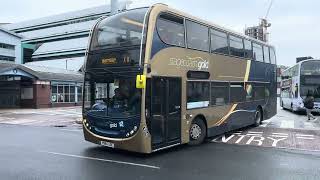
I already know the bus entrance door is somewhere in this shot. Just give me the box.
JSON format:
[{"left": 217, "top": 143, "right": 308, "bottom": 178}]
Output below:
[{"left": 150, "top": 77, "right": 181, "bottom": 150}]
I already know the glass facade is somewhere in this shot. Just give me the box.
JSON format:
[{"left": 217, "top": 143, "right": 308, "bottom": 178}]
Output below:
[{"left": 51, "top": 83, "right": 88, "bottom": 103}]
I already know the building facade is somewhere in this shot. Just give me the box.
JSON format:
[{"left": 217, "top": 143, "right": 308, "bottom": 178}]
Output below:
[
  {"left": 0, "top": 27, "right": 22, "bottom": 64},
  {"left": 0, "top": 5, "right": 112, "bottom": 108}
]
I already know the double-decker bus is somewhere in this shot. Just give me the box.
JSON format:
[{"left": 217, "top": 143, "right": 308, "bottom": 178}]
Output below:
[
  {"left": 82, "top": 4, "right": 277, "bottom": 153},
  {"left": 280, "top": 59, "right": 320, "bottom": 112}
]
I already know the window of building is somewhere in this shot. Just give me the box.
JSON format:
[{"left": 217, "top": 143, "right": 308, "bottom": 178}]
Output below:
[
  {"left": 270, "top": 47, "right": 276, "bottom": 64},
  {"left": 0, "top": 43, "right": 15, "bottom": 50},
  {"left": 253, "top": 43, "right": 264, "bottom": 62},
  {"left": 0, "top": 55, "right": 15, "bottom": 62},
  {"left": 186, "top": 20, "right": 209, "bottom": 51},
  {"left": 263, "top": 46, "right": 270, "bottom": 63},
  {"left": 229, "top": 35, "right": 244, "bottom": 57},
  {"left": 157, "top": 14, "right": 185, "bottom": 47},
  {"left": 51, "top": 84, "right": 78, "bottom": 103},
  {"left": 211, "top": 82, "right": 229, "bottom": 105},
  {"left": 244, "top": 39, "right": 253, "bottom": 59},
  {"left": 230, "top": 83, "right": 247, "bottom": 103},
  {"left": 187, "top": 81, "right": 210, "bottom": 109},
  {"left": 77, "top": 86, "right": 83, "bottom": 102},
  {"left": 210, "top": 29, "right": 229, "bottom": 55}
]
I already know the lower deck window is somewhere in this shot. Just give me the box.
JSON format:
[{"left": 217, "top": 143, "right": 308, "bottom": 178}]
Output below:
[
  {"left": 211, "top": 82, "right": 229, "bottom": 105},
  {"left": 187, "top": 81, "right": 270, "bottom": 109},
  {"left": 187, "top": 82, "right": 209, "bottom": 109}
]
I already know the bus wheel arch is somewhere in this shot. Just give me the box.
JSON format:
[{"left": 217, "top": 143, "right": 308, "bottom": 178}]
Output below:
[{"left": 188, "top": 115, "right": 207, "bottom": 145}]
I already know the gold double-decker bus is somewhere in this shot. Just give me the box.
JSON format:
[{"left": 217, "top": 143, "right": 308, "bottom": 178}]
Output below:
[{"left": 82, "top": 4, "right": 277, "bottom": 153}]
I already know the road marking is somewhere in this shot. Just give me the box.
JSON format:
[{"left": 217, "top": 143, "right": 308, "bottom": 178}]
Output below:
[
  {"left": 233, "top": 133, "right": 242, "bottom": 135},
  {"left": 296, "top": 137, "right": 315, "bottom": 140},
  {"left": 270, "top": 135, "right": 288, "bottom": 138},
  {"left": 248, "top": 131, "right": 263, "bottom": 134},
  {"left": 60, "top": 129, "right": 82, "bottom": 132},
  {"left": 39, "top": 151, "right": 160, "bottom": 169},
  {"left": 246, "top": 134, "right": 263, "bottom": 136},
  {"left": 280, "top": 120, "right": 294, "bottom": 128},
  {"left": 272, "top": 132, "right": 288, "bottom": 135},
  {"left": 296, "top": 134, "right": 314, "bottom": 137}
]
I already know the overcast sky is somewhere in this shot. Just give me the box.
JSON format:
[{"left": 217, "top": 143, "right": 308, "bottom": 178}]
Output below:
[{"left": 1, "top": 0, "right": 319, "bottom": 66}]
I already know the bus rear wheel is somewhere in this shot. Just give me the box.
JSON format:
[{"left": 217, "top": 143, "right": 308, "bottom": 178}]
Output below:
[
  {"left": 189, "top": 118, "right": 206, "bottom": 145},
  {"left": 254, "top": 108, "right": 262, "bottom": 127}
]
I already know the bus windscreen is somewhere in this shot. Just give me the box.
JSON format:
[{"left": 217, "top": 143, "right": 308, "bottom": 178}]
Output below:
[{"left": 91, "top": 8, "right": 148, "bottom": 50}]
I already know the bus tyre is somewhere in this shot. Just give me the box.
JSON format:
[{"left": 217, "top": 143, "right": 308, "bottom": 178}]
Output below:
[
  {"left": 189, "top": 118, "right": 206, "bottom": 146},
  {"left": 254, "top": 108, "right": 262, "bottom": 127}
]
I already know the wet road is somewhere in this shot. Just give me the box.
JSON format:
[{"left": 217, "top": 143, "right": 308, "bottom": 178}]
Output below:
[{"left": 0, "top": 124, "right": 319, "bottom": 180}]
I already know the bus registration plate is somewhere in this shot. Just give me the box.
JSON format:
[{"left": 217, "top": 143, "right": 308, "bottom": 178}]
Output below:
[{"left": 100, "top": 141, "right": 114, "bottom": 148}]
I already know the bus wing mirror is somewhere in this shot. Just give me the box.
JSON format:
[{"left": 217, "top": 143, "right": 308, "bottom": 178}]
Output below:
[{"left": 136, "top": 75, "right": 146, "bottom": 89}]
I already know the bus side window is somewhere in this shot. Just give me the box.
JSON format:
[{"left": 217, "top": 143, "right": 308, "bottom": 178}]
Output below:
[
  {"left": 187, "top": 81, "right": 210, "bottom": 109},
  {"left": 157, "top": 14, "right": 185, "bottom": 47},
  {"left": 210, "top": 29, "right": 229, "bottom": 55},
  {"left": 229, "top": 35, "right": 245, "bottom": 58},
  {"left": 253, "top": 84, "right": 265, "bottom": 100},
  {"left": 263, "top": 46, "right": 270, "bottom": 63},
  {"left": 269, "top": 47, "right": 276, "bottom": 64},
  {"left": 244, "top": 39, "right": 253, "bottom": 59},
  {"left": 186, "top": 20, "right": 209, "bottom": 52},
  {"left": 211, "top": 82, "right": 229, "bottom": 105},
  {"left": 252, "top": 43, "right": 264, "bottom": 62},
  {"left": 230, "top": 83, "right": 246, "bottom": 103}
]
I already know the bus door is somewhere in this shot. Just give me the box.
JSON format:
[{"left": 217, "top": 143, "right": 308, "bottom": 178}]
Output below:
[{"left": 149, "top": 77, "right": 181, "bottom": 149}]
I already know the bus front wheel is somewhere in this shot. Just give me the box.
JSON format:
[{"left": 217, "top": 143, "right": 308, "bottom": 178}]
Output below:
[
  {"left": 254, "top": 108, "right": 263, "bottom": 127},
  {"left": 189, "top": 118, "right": 206, "bottom": 145}
]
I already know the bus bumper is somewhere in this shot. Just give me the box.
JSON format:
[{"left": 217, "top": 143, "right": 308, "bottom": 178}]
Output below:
[{"left": 82, "top": 123, "right": 152, "bottom": 154}]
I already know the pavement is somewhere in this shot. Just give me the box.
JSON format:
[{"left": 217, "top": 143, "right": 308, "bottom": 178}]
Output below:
[
  {"left": 0, "top": 124, "right": 319, "bottom": 180},
  {"left": 0, "top": 106, "right": 82, "bottom": 128}
]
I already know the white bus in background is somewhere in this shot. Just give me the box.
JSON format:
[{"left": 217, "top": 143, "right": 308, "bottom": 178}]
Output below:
[{"left": 280, "top": 59, "right": 320, "bottom": 113}]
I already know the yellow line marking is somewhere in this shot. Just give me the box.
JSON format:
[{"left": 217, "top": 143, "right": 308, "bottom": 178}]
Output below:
[
  {"left": 244, "top": 60, "right": 251, "bottom": 82},
  {"left": 215, "top": 104, "right": 238, "bottom": 126}
]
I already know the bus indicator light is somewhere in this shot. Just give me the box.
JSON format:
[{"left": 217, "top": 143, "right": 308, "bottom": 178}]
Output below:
[{"left": 136, "top": 75, "right": 146, "bottom": 89}]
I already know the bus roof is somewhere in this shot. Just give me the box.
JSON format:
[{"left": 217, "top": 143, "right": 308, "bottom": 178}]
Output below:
[
  {"left": 282, "top": 59, "right": 320, "bottom": 73},
  {"left": 150, "top": 3, "right": 274, "bottom": 48}
]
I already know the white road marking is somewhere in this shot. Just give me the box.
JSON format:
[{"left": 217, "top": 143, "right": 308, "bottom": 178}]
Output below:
[
  {"left": 296, "top": 137, "right": 315, "bottom": 140},
  {"left": 280, "top": 120, "right": 294, "bottom": 128},
  {"left": 246, "top": 134, "right": 263, "bottom": 136},
  {"left": 60, "top": 129, "right": 82, "bottom": 132},
  {"left": 270, "top": 135, "right": 288, "bottom": 138},
  {"left": 272, "top": 132, "right": 288, "bottom": 135},
  {"left": 296, "top": 134, "right": 314, "bottom": 137},
  {"left": 39, "top": 151, "right": 160, "bottom": 169},
  {"left": 248, "top": 131, "right": 263, "bottom": 134}
]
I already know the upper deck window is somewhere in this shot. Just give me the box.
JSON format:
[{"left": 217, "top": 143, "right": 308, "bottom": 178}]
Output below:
[
  {"left": 92, "top": 8, "right": 148, "bottom": 50},
  {"left": 229, "top": 35, "right": 244, "bottom": 57},
  {"left": 244, "top": 39, "right": 253, "bottom": 59},
  {"left": 263, "top": 46, "right": 270, "bottom": 63},
  {"left": 253, "top": 43, "right": 264, "bottom": 62},
  {"left": 186, "top": 20, "right": 209, "bottom": 51},
  {"left": 157, "top": 14, "right": 185, "bottom": 47},
  {"left": 270, "top": 47, "right": 276, "bottom": 64},
  {"left": 301, "top": 60, "right": 320, "bottom": 75},
  {"left": 210, "top": 29, "right": 229, "bottom": 55}
]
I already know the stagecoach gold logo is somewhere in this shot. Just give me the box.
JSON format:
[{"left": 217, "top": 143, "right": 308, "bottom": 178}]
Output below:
[
  {"left": 168, "top": 56, "right": 209, "bottom": 70},
  {"left": 101, "top": 57, "right": 117, "bottom": 64}
]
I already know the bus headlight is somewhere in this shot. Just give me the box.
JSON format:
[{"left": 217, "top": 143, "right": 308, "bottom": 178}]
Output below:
[{"left": 299, "top": 103, "right": 304, "bottom": 108}]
